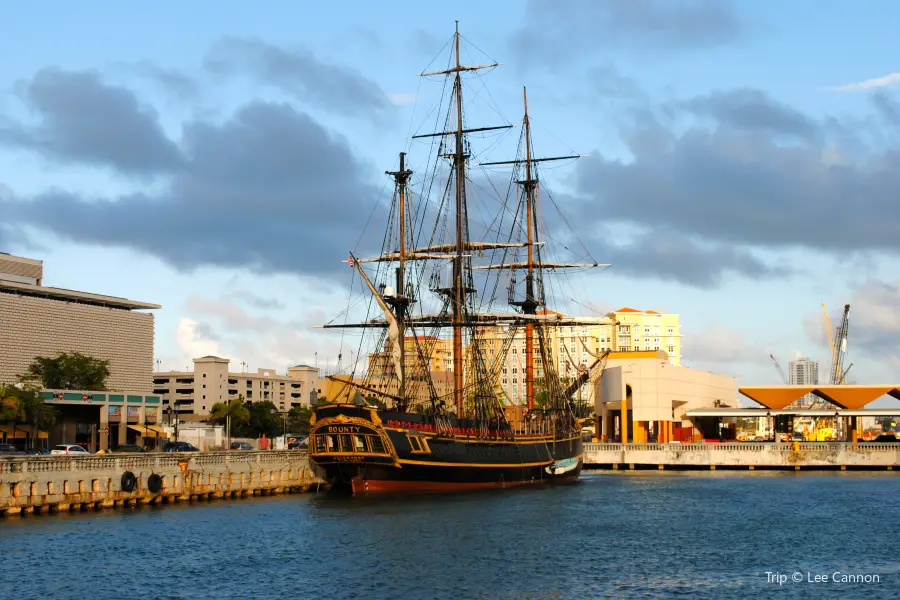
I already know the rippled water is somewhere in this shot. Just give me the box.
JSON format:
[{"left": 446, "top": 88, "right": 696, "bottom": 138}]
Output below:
[{"left": 1, "top": 471, "right": 898, "bottom": 599}]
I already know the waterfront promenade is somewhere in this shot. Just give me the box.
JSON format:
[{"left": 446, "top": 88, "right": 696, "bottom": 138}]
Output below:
[
  {"left": 584, "top": 442, "right": 900, "bottom": 470},
  {"left": 0, "top": 450, "right": 323, "bottom": 517}
]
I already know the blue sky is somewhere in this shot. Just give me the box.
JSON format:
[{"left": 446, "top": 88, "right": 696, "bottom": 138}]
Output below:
[{"left": 2, "top": 0, "right": 900, "bottom": 405}]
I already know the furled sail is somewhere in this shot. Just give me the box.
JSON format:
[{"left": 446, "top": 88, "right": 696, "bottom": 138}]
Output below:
[{"left": 348, "top": 254, "right": 404, "bottom": 390}]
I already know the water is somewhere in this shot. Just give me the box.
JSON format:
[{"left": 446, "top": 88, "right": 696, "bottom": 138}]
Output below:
[{"left": 1, "top": 471, "right": 898, "bottom": 599}]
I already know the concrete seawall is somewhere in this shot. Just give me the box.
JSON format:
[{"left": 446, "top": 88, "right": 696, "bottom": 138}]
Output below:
[
  {"left": 0, "top": 451, "right": 324, "bottom": 517},
  {"left": 584, "top": 442, "right": 900, "bottom": 470}
]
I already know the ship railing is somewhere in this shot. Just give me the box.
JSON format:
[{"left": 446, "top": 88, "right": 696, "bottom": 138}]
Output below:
[{"left": 584, "top": 442, "right": 900, "bottom": 452}]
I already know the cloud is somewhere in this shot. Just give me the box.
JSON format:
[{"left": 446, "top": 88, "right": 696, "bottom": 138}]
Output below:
[
  {"left": 587, "top": 65, "right": 642, "bottom": 98},
  {"left": 131, "top": 61, "right": 199, "bottom": 101},
  {"left": 175, "top": 317, "right": 232, "bottom": 362},
  {"left": 569, "top": 95, "right": 900, "bottom": 276},
  {"left": 180, "top": 294, "right": 340, "bottom": 371},
  {"left": 387, "top": 93, "right": 419, "bottom": 105},
  {"left": 681, "top": 322, "right": 765, "bottom": 366},
  {"left": 511, "top": 0, "right": 745, "bottom": 69},
  {"left": 871, "top": 92, "right": 900, "bottom": 127},
  {"left": 591, "top": 229, "right": 789, "bottom": 287},
  {"left": 1, "top": 100, "right": 379, "bottom": 277},
  {"left": 828, "top": 73, "right": 900, "bottom": 92},
  {"left": 204, "top": 36, "right": 392, "bottom": 116},
  {"left": 0, "top": 68, "right": 184, "bottom": 175},
  {"left": 680, "top": 88, "right": 819, "bottom": 141},
  {"left": 231, "top": 290, "right": 285, "bottom": 310}
]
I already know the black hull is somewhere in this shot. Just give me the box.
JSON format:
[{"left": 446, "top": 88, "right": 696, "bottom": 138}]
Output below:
[{"left": 309, "top": 404, "right": 583, "bottom": 495}]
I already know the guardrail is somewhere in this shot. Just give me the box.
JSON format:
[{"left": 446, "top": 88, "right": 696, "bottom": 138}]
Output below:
[
  {"left": 583, "top": 442, "right": 900, "bottom": 470},
  {"left": 0, "top": 450, "right": 324, "bottom": 517}
]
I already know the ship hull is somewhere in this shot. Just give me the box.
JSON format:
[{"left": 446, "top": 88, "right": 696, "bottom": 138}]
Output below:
[{"left": 309, "top": 404, "right": 583, "bottom": 495}]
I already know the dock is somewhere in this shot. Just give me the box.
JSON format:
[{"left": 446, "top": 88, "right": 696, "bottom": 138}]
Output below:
[
  {"left": 0, "top": 451, "right": 324, "bottom": 517},
  {"left": 584, "top": 442, "right": 900, "bottom": 470}
]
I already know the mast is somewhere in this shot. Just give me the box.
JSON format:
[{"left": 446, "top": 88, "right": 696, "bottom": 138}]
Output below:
[
  {"left": 452, "top": 21, "right": 466, "bottom": 414},
  {"left": 522, "top": 87, "right": 537, "bottom": 410},
  {"left": 386, "top": 152, "right": 413, "bottom": 402}
]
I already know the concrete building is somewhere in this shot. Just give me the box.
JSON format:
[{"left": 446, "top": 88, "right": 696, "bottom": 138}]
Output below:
[
  {"left": 0, "top": 253, "right": 160, "bottom": 392},
  {"left": 788, "top": 355, "right": 819, "bottom": 408},
  {"left": 596, "top": 351, "right": 737, "bottom": 443},
  {"left": 153, "top": 357, "right": 319, "bottom": 418}
]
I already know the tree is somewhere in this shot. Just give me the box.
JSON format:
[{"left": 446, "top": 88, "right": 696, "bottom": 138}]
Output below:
[
  {"left": 209, "top": 397, "right": 251, "bottom": 427},
  {"left": 287, "top": 406, "right": 312, "bottom": 436},
  {"left": 21, "top": 352, "right": 110, "bottom": 390},
  {"left": 0, "top": 384, "right": 58, "bottom": 448},
  {"left": 209, "top": 395, "right": 250, "bottom": 444},
  {"left": 245, "top": 401, "right": 282, "bottom": 438}
]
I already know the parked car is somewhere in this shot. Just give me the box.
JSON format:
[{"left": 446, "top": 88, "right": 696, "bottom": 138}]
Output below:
[
  {"left": 163, "top": 441, "right": 199, "bottom": 452},
  {"left": 873, "top": 433, "right": 898, "bottom": 443},
  {"left": 230, "top": 441, "right": 253, "bottom": 450},
  {"left": 111, "top": 444, "right": 146, "bottom": 453},
  {"left": 287, "top": 436, "right": 308, "bottom": 450},
  {"left": 0, "top": 443, "right": 24, "bottom": 455},
  {"left": 23, "top": 448, "right": 50, "bottom": 455},
  {"left": 50, "top": 444, "right": 89, "bottom": 455}
]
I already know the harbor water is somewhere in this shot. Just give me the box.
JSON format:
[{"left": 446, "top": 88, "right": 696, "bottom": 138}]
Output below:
[{"left": 1, "top": 471, "right": 897, "bottom": 599}]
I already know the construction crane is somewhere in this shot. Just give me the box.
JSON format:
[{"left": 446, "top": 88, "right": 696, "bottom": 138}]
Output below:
[
  {"left": 829, "top": 304, "right": 851, "bottom": 385},
  {"left": 769, "top": 353, "right": 788, "bottom": 384}
]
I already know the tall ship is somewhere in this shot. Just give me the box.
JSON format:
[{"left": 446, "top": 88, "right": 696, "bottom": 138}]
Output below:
[{"left": 309, "top": 24, "right": 609, "bottom": 494}]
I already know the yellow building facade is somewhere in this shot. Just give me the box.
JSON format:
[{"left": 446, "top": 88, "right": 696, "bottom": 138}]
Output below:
[{"left": 472, "top": 307, "right": 681, "bottom": 406}]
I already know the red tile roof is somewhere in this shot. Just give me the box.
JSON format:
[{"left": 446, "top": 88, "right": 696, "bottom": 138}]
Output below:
[{"left": 615, "top": 307, "right": 641, "bottom": 313}]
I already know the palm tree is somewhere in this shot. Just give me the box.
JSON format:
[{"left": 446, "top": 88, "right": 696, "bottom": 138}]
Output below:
[{"left": 210, "top": 395, "right": 250, "bottom": 448}]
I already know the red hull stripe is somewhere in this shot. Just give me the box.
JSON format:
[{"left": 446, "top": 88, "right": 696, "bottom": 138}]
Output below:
[{"left": 351, "top": 474, "right": 580, "bottom": 494}]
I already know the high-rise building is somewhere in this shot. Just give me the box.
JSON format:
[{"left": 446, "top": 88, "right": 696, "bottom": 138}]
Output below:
[
  {"left": 788, "top": 355, "right": 819, "bottom": 407},
  {"left": 0, "top": 252, "right": 160, "bottom": 392}
]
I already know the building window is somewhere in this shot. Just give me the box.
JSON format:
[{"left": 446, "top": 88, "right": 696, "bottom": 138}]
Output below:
[
  {"left": 512, "top": 378, "right": 517, "bottom": 384},
  {"left": 668, "top": 346, "right": 675, "bottom": 353},
  {"left": 202, "top": 395, "right": 206, "bottom": 399},
  {"left": 203, "top": 374, "right": 206, "bottom": 378},
  {"left": 202, "top": 384, "right": 206, "bottom": 389}
]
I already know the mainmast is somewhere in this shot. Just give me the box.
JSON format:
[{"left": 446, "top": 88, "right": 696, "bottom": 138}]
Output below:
[
  {"left": 522, "top": 87, "right": 537, "bottom": 410},
  {"left": 417, "top": 21, "right": 501, "bottom": 414},
  {"left": 452, "top": 23, "right": 466, "bottom": 414}
]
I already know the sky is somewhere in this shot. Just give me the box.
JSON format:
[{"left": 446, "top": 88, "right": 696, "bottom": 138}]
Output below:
[{"left": 2, "top": 0, "right": 900, "bottom": 406}]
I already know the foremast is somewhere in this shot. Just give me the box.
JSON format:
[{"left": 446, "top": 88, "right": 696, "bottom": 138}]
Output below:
[{"left": 384, "top": 152, "right": 413, "bottom": 404}]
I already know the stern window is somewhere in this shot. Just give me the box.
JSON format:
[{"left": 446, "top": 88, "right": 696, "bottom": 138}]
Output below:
[{"left": 369, "top": 436, "right": 386, "bottom": 453}]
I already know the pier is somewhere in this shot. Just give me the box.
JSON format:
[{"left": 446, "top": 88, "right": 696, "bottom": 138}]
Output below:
[
  {"left": 584, "top": 442, "right": 900, "bottom": 470},
  {"left": 0, "top": 451, "right": 323, "bottom": 517}
]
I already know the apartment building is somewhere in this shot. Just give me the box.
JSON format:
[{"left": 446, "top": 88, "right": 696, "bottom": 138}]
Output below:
[
  {"left": 476, "top": 307, "right": 681, "bottom": 405},
  {"left": 0, "top": 252, "right": 159, "bottom": 392},
  {"left": 153, "top": 356, "right": 319, "bottom": 418}
]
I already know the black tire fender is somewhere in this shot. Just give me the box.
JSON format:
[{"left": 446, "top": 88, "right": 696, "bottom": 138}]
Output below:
[
  {"left": 147, "top": 473, "right": 163, "bottom": 494},
  {"left": 121, "top": 471, "right": 137, "bottom": 492}
]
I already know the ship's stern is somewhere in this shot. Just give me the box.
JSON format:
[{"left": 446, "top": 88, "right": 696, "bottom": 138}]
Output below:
[{"left": 308, "top": 404, "right": 398, "bottom": 492}]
